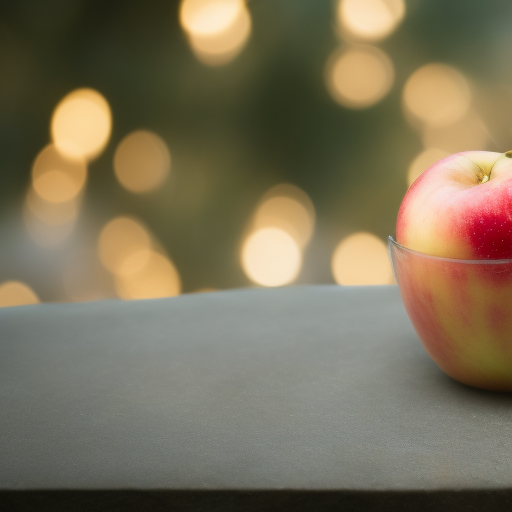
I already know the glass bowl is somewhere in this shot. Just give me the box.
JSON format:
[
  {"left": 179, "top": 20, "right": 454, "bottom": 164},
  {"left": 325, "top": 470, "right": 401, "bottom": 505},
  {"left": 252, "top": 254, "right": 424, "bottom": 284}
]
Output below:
[{"left": 388, "top": 236, "right": 512, "bottom": 392}]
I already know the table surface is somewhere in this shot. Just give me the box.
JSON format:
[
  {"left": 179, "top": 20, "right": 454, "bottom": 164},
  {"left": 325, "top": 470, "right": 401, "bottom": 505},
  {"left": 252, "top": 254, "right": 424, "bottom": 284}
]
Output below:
[{"left": 1, "top": 285, "right": 512, "bottom": 510}]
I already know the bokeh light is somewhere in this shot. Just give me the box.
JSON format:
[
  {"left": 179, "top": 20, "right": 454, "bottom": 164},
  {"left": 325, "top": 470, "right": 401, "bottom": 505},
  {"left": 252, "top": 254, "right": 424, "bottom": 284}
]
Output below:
[
  {"left": 331, "top": 232, "right": 393, "bottom": 285},
  {"left": 421, "top": 111, "right": 490, "bottom": 154},
  {"left": 114, "top": 249, "right": 181, "bottom": 300},
  {"left": 407, "top": 148, "right": 450, "bottom": 186},
  {"left": 241, "top": 227, "right": 302, "bottom": 287},
  {"left": 51, "top": 88, "right": 112, "bottom": 160},
  {"left": 325, "top": 46, "right": 394, "bottom": 109},
  {"left": 402, "top": 63, "right": 471, "bottom": 127},
  {"left": 0, "top": 281, "right": 40, "bottom": 307},
  {"left": 252, "top": 184, "right": 315, "bottom": 248},
  {"left": 1, "top": 0, "right": 510, "bottom": 305},
  {"left": 180, "top": 0, "right": 243, "bottom": 36},
  {"left": 97, "top": 216, "right": 153, "bottom": 274},
  {"left": 31, "top": 144, "right": 87, "bottom": 203},
  {"left": 113, "top": 130, "right": 171, "bottom": 193},
  {"left": 337, "top": 0, "right": 406, "bottom": 41},
  {"left": 180, "top": 0, "right": 252, "bottom": 66}
]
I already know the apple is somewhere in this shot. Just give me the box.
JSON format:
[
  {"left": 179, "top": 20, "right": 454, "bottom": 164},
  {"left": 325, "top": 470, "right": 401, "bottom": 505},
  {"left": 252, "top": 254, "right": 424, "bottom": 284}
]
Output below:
[
  {"left": 392, "top": 150, "right": 512, "bottom": 391},
  {"left": 397, "top": 150, "right": 512, "bottom": 259}
]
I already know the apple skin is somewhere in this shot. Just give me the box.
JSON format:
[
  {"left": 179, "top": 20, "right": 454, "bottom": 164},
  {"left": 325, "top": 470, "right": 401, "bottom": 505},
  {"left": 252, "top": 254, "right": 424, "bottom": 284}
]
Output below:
[
  {"left": 393, "top": 150, "right": 512, "bottom": 391},
  {"left": 397, "top": 151, "right": 512, "bottom": 259},
  {"left": 391, "top": 239, "right": 512, "bottom": 391}
]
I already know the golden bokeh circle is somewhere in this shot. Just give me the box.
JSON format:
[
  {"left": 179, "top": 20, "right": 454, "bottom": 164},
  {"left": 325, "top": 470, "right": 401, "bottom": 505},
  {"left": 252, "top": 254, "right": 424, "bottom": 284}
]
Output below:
[
  {"left": 180, "top": 0, "right": 243, "bottom": 36},
  {"left": 241, "top": 227, "right": 302, "bottom": 287},
  {"left": 0, "top": 281, "right": 40, "bottom": 307},
  {"left": 97, "top": 216, "right": 153, "bottom": 274},
  {"left": 337, "top": 0, "right": 406, "bottom": 41},
  {"left": 402, "top": 63, "right": 471, "bottom": 127},
  {"left": 252, "top": 184, "right": 315, "bottom": 248},
  {"left": 326, "top": 46, "right": 394, "bottom": 109},
  {"left": 51, "top": 88, "right": 112, "bottom": 160},
  {"left": 114, "top": 130, "right": 171, "bottom": 193},
  {"left": 31, "top": 145, "right": 87, "bottom": 203},
  {"left": 114, "top": 250, "right": 181, "bottom": 300},
  {"left": 332, "top": 232, "right": 393, "bottom": 285}
]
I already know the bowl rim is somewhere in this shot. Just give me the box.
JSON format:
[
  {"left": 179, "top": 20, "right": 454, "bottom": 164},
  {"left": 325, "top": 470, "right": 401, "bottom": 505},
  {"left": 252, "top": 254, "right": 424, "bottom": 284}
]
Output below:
[{"left": 388, "top": 236, "right": 512, "bottom": 265}]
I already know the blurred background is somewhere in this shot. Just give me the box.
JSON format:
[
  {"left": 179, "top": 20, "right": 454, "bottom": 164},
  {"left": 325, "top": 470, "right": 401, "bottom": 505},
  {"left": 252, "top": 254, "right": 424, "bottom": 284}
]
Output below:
[{"left": 1, "top": 0, "right": 511, "bottom": 306}]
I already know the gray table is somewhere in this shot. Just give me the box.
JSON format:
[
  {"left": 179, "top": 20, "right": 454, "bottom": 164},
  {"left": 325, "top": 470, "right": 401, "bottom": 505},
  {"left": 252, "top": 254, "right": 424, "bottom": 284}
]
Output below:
[{"left": 1, "top": 285, "right": 512, "bottom": 511}]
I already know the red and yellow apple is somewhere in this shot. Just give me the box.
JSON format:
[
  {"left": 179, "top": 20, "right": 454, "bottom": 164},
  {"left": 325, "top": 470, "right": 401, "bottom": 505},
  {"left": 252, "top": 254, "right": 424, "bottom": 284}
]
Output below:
[{"left": 392, "top": 150, "right": 512, "bottom": 391}]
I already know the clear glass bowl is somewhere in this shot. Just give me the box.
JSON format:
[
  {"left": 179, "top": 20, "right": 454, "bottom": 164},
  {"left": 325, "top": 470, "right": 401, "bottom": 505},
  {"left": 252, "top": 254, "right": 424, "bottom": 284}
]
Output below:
[{"left": 388, "top": 236, "right": 512, "bottom": 391}]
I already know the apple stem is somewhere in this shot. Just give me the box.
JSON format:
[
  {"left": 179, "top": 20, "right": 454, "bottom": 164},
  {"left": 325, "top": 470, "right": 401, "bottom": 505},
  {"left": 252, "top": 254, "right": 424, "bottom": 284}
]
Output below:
[{"left": 506, "top": 150, "right": 512, "bottom": 158}]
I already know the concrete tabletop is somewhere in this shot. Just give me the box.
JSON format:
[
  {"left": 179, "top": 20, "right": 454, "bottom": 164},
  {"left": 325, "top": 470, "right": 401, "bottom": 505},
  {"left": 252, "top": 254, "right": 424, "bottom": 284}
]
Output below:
[{"left": 1, "top": 285, "right": 512, "bottom": 511}]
